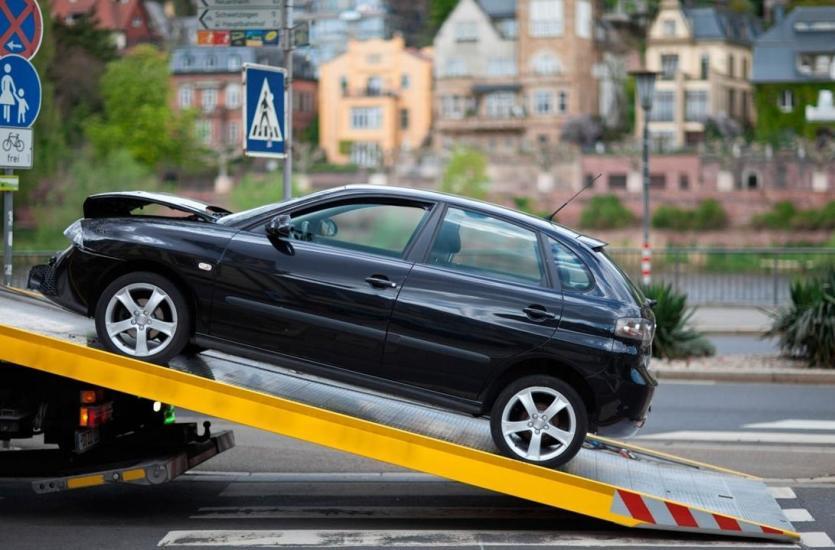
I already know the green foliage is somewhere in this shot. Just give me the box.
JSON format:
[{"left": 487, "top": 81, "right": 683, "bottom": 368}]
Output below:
[
  {"left": 512, "top": 196, "right": 551, "bottom": 219},
  {"left": 768, "top": 270, "right": 835, "bottom": 368},
  {"left": 429, "top": 0, "right": 459, "bottom": 31},
  {"left": 652, "top": 199, "right": 728, "bottom": 231},
  {"left": 85, "top": 45, "right": 203, "bottom": 169},
  {"left": 642, "top": 283, "right": 715, "bottom": 360},
  {"left": 230, "top": 173, "right": 303, "bottom": 212},
  {"left": 441, "top": 147, "right": 490, "bottom": 200},
  {"left": 754, "top": 83, "right": 833, "bottom": 144},
  {"left": 579, "top": 195, "right": 635, "bottom": 230},
  {"left": 752, "top": 201, "right": 835, "bottom": 230},
  {"left": 299, "top": 113, "right": 320, "bottom": 144},
  {"left": 23, "top": 150, "right": 162, "bottom": 250}
]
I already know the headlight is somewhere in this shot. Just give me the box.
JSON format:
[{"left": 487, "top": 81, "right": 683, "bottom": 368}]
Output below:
[
  {"left": 615, "top": 317, "right": 654, "bottom": 346},
  {"left": 64, "top": 219, "right": 84, "bottom": 247}
]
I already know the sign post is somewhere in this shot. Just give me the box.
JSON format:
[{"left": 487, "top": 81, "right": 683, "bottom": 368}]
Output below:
[
  {"left": 281, "top": 0, "right": 293, "bottom": 200},
  {"left": 0, "top": 0, "right": 43, "bottom": 286}
]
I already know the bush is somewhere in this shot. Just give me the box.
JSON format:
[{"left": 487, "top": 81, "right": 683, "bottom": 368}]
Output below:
[
  {"left": 752, "top": 201, "right": 835, "bottom": 231},
  {"left": 751, "top": 201, "right": 797, "bottom": 229},
  {"left": 652, "top": 199, "right": 727, "bottom": 231},
  {"left": 441, "top": 147, "right": 490, "bottom": 200},
  {"left": 768, "top": 270, "right": 835, "bottom": 368},
  {"left": 641, "top": 283, "right": 715, "bottom": 359},
  {"left": 579, "top": 195, "right": 634, "bottom": 230},
  {"left": 230, "top": 173, "right": 304, "bottom": 212}
]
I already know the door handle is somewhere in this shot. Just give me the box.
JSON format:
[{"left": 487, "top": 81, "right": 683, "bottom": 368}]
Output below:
[
  {"left": 365, "top": 276, "right": 397, "bottom": 289},
  {"left": 523, "top": 306, "right": 556, "bottom": 321}
]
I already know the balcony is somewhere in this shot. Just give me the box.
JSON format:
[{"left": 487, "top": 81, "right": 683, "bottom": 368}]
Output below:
[
  {"left": 437, "top": 109, "right": 527, "bottom": 133},
  {"left": 341, "top": 87, "right": 399, "bottom": 98}
]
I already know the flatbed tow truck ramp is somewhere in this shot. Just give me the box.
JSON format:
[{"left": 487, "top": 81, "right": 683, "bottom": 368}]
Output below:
[{"left": 0, "top": 287, "right": 799, "bottom": 543}]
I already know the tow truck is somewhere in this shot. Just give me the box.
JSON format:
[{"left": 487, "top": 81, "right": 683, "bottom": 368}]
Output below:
[{"left": 0, "top": 284, "right": 799, "bottom": 542}]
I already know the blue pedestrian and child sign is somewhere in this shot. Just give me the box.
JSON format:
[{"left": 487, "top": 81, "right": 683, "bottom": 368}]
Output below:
[
  {"left": 243, "top": 63, "right": 286, "bottom": 159},
  {"left": 0, "top": 53, "right": 39, "bottom": 127}
]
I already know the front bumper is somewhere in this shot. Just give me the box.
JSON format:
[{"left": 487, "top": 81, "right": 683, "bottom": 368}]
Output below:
[{"left": 27, "top": 248, "right": 88, "bottom": 315}]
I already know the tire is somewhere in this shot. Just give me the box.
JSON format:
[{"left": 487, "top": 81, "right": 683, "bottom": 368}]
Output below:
[
  {"left": 95, "top": 272, "right": 192, "bottom": 365},
  {"left": 490, "top": 375, "right": 588, "bottom": 468}
]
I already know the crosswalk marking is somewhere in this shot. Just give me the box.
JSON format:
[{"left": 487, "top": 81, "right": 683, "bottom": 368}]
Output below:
[
  {"left": 157, "top": 530, "right": 798, "bottom": 548},
  {"left": 782, "top": 508, "right": 814, "bottom": 522},
  {"left": 800, "top": 532, "right": 835, "bottom": 548},
  {"left": 744, "top": 420, "right": 835, "bottom": 431},
  {"left": 638, "top": 431, "right": 835, "bottom": 444},
  {"left": 768, "top": 487, "right": 796, "bottom": 499}
]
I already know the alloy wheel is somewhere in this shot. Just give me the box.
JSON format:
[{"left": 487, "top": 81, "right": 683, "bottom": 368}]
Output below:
[
  {"left": 104, "top": 283, "right": 178, "bottom": 357},
  {"left": 500, "top": 386, "right": 577, "bottom": 462}
]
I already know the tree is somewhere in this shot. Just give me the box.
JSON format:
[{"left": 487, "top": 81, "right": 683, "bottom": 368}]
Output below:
[
  {"left": 85, "top": 45, "right": 202, "bottom": 169},
  {"left": 440, "top": 147, "right": 489, "bottom": 199},
  {"left": 430, "top": 0, "right": 458, "bottom": 33}
]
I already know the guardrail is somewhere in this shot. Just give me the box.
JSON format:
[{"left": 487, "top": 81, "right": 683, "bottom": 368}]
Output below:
[{"left": 8, "top": 247, "right": 835, "bottom": 307}]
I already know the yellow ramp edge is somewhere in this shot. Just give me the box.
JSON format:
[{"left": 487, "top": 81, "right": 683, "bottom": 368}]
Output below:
[{"left": 0, "top": 323, "right": 799, "bottom": 541}]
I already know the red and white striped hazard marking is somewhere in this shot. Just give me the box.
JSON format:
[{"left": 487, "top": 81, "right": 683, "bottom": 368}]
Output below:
[{"left": 610, "top": 489, "right": 791, "bottom": 539}]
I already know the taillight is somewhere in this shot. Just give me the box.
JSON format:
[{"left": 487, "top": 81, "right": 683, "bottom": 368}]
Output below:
[
  {"left": 79, "top": 403, "right": 113, "bottom": 428},
  {"left": 615, "top": 317, "right": 655, "bottom": 346},
  {"left": 80, "top": 389, "right": 103, "bottom": 404}
]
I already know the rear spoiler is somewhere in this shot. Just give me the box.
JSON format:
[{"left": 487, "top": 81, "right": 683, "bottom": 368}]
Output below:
[
  {"left": 578, "top": 235, "right": 607, "bottom": 252},
  {"left": 83, "top": 191, "right": 231, "bottom": 222}
]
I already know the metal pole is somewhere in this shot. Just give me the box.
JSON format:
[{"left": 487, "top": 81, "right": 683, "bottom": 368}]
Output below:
[
  {"left": 641, "top": 108, "right": 651, "bottom": 286},
  {"left": 2, "top": 168, "right": 13, "bottom": 287},
  {"left": 282, "top": 0, "right": 294, "bottom": 201}
]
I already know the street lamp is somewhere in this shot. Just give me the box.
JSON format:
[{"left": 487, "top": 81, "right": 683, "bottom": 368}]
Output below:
[{"left": 630, "top": 69, "right": 658, "bottom": 286}]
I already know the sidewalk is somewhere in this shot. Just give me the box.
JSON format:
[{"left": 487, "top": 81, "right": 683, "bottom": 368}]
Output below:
[{"left": 690, "top": 306, "right": 774, "bottom": 335}]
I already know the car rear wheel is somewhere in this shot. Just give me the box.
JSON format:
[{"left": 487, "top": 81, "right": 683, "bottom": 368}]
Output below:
[
  {"left": 490, "top": 375, "right": 587, "bottom": 468},
  {"left": 95, "top": 272, "right": 191, "bottom": 365}
]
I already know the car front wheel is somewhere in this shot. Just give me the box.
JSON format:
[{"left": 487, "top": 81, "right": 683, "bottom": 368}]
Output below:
[
  {"left": 95, "top": 272, "right": 191, "bottom": 365},
  {"left": 490, "top": 375, "right": 587, "bottom": 468}
]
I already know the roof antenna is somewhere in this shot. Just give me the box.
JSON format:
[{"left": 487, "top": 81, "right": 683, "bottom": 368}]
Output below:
[{"left": 546, "top": 173, "right": 602, "bottom": 222}]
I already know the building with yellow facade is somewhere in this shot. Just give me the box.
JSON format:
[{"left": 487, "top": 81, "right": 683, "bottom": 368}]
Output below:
[{"left": 319, "top": 36, "right": 433, "bottom": 167}]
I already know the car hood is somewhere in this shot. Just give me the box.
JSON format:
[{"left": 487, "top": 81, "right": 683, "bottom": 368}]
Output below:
[{"left": 83, "top": 191, "right": 232, "bottom": 222}]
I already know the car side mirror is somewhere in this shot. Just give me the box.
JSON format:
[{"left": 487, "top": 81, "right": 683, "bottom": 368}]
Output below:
[{"left": 266, "top": 214, "right": 293, "bottom": 239}]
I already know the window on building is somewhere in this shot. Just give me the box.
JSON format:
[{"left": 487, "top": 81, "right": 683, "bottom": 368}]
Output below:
[
  {"left": 660, "top": 54, "right": 679, "bottom": 80},
  {"left": 575, "top": 0, "right": 591, "bottom": 39},
  {"left": 455, "top": 20, "right": 478, "bottom": 42},
  {"left": 206, "top": 55, "right": 217, "bottom": 70},
  {"left": 401, "top": 73, "right": 410, "bottom": 90},
  {"left": 497, "top": 18, "right": 517, "bottom": 38},
  {"left": 443, "top": 58, "right": 468, "bottom": 77},
  {"left": 350, "top": 142, "right": 382, "bottom": 167},
  {"left": 778, "top": 89, "right": 794, "bottom": 112},
  {"left": 700, "top": 53, "right": 710, "bottom": 80},
  {"left": 351, "top": 107, "right": 383, "bottom": 129},
  {"left": 531, "top": 50, "right": 562, "bottom": 75},
  {"left": 529, "top": 0, "right": 564, "bottom": 37},
  {"left": 340, "top": 76, "right": 348, "bottom": 95},
  {"left": 225, "top": 83, "right": 241, "bottom": 109},
  {"left": 441, "top": 95, "right": 474, "bottom": 119},
  {"left": 202, "top": 88, "right": 217, "bottom": 112},
  {"left": 649, "top": 91, "right": 674, "bottom": 122},
  {"left": 727, "top": 88, "right": 736, "bottom": 117},
  {"left": 746, "top": 172, "right": 760, "bottom": 190},
  {"left": 649, "top": 174, "right": 666, "bottom": 189},
  {"left": 196, "top": 119, "right": 212, "bottom": 145},
  {"left": 532, "top": 90, "right": 554, "bottom": 115},
  {"left": 650, "top": 132, "right": 675, "bottom": 152},
  {"left": 366, "top": 53, "right": 382, "bottom": 64},
  {"left": 608, "top": 174, "right": 627, "bottom": 190},
  {"left": 487, "top": 58, "right": 516, "bottom": 76},
  {"left": 662, "top": 19, "right": 676, "bottom": 37},
  {"left": 679, "top": 173, "right": 689, "bottom": 190},
  {"left": 227, "top": 121, "right": 239, "bottom": 146},
  {"left": 366, "top": 76, "right": 383, "bottom": 96},
  {"left": 741, "top": 57, "right": 749, "bottom": 79},
  {"left": 400, "top": 108, "right": 409, "bottom": 130},
  {"left": 131, "top": 17, "right": 142, "bottom": 28},
  {"left": 228, "top": 55, "right": 241, "bottom": 71},
  {"left": 727, "top": 53, "right": 734, "bottom": 78},
  {"left": 684, "top": 90, "right": 708, "bottom": 122},
  {"left": 558, "top": 90, "right": 568, "bottom": 113},
  {"left": 485, "top": 92, "right": 516, "bottom": 118},
  {"left": 178, "top": 85, "right": 193, "bottom": 108}
]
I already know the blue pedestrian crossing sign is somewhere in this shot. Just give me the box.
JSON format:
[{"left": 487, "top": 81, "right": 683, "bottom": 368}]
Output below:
[
  {"left": 243, "top": 63, "right": 286, "bottom": 159},
  {"left": 0, "top": 54, "right": 40, "bottom": 128}
]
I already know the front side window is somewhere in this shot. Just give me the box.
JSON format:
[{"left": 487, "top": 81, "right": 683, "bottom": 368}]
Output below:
[
  {"left": 549, "top": 238, "right": 592, "bottom": 291},
  {"left": 289, "top": 202, "right": 430, "bottom": 258},
  {"left": 429, "top": 208, "right": 545, "bottom": 285}
]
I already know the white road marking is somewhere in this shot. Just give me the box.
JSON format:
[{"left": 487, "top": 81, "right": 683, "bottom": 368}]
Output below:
[
  {"left": 191, "top": 506, "right": 561, "bottom": 520},
  {"left": 743, "top": 420, "right": 835, "bottom": 431},
  {"left": 638, "top": 431, "right": 835, "bottom": 445},
  {"left": 157, "top": 530, "right": 797, "bottom": 547},
  {"left": 768, "top": 487, "right": 797, "bottom": 499},
  {"left": 782, "top": 508, "right": 815, "bottom": 522},
  {"left": 800, "top": 532, "right": 835, "bottom": 548}
]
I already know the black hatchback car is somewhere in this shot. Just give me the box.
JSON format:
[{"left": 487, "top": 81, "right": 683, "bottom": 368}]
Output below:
[{"left": 30, "top": 185, "right": 656, "bottom": 467}]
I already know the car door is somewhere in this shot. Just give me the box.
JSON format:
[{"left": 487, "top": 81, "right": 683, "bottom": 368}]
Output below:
[
  {"left": 381, "top": 206, "right": 564, "bottom": 402},
  {"left": 210, "top": 196, "right": 434, "bottom": 377}
]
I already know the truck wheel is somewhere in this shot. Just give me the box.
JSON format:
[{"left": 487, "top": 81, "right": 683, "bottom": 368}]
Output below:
[
  {"left": 490, "top": 375, "right": 587, "bottom": 468},
  {"left": 95, "top": 272, "right": 192, "bottom": 365}
]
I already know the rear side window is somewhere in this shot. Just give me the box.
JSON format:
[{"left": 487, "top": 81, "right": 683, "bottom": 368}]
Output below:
[
  {"left": 290, "top": 202, "right": 429, "bottom": 258},
  {"left": 549, "top": 238, "right": 593, "bottom": 291},
  {"left": 428, "top": 207, "right": 545, "bottom": 285}
]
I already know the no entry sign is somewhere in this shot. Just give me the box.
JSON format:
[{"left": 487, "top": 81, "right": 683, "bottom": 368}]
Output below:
[{"left": 0, "top": 0, "right": 43, "bottom": 59}]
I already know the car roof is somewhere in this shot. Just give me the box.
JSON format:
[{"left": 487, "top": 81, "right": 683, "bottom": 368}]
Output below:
[{"left": 334, "top": 185, "right": 589, "bottom": 244}]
